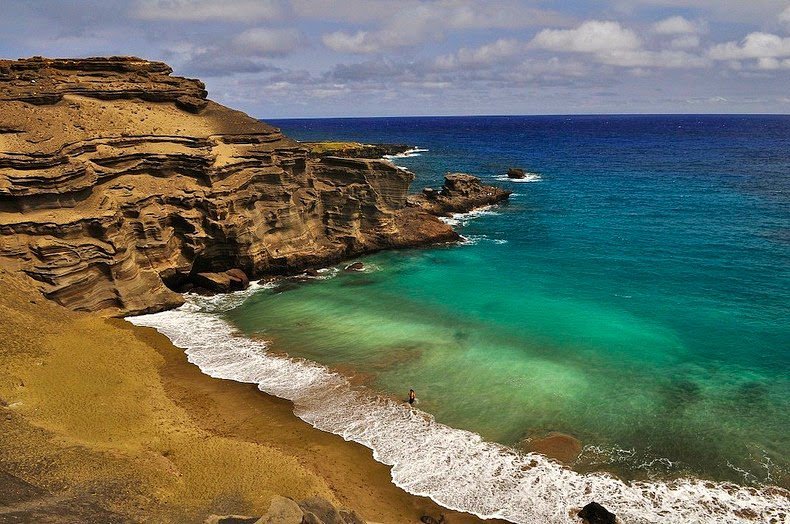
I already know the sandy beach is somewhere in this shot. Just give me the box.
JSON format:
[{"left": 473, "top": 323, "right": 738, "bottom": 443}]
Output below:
[{"left": 0, "top": 270, "right": 500, "bottom": 523}]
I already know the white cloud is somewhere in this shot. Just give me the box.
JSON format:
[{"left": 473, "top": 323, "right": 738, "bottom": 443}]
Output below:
[
  {"left": 435, "top": 38, "right": 525, "bottom": 69},
  {"left": 780, "top": 6, "right": 790, "bottom": 29},
  {"left": 322, "top": 31, "right": 381, "bottom": 54},
  {"left": 598, "top": 49, "right": 709, "bottom": 68},
  {"left": 756, "top": 57, "right": 790, "bottom": 69},
  {"left": 233, "top": 27, "right": 303, "bottom": 56},
  {"left": 669, "top": 35, "right": 701, "bottom": 49},
  {"left": 134, "top": 0, "right": 283, "bottom": 22},
  {"left": 319, "top": 0, "right": 573, "bottom": 54},
  {"left": 652, "top": 16, "right": 699, "bottom": 35},
  {"left": 531, "top": 21, "right": 642, "bottom": 54},
  {"left": 709, "top": 32, "right": 790, "bottom": 60},
  {"left": 529, "top": 19, "right": 709, "bottom": 69}
]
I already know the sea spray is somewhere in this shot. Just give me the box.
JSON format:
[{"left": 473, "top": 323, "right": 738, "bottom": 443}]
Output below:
[{"left": 128, "top": 294, "right": 788, "bottom": 524}]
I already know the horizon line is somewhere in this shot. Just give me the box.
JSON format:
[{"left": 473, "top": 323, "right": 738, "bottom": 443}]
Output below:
[{"left": 263, "top": 112, "right": 790, "bottom": 120}]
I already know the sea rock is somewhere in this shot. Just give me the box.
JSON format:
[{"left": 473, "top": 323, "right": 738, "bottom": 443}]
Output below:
[
  {"left": 507, "top": 167, "right": 525, "bottom": 179},
  {"left": 192, "top": 272, "right": 234, "bottom": 293},
  {"left": 578, "top": 502, "right": 617, "bottom": 524},
  {"left": 226, "top": 268, "right": 250, "bottom": 289},
  {"left": 0, "top": 56, "right": 461, "bottom": 315},
  {"left": 410, "top": 173, "right": 511, "bottom": 217},
  {"left": 303, "top": 268, "right": 320, "bottom": 277},
  {"left": 422, "top": 187, "right": 438, "bottom": 199},
  {"left": 344, "top": 262, "right": 364, "bottom": 271},
  {"left": 255, "top": 495, "right": 304, "bottom": 524}
]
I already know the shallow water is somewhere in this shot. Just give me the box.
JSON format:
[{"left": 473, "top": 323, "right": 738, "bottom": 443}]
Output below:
[
  {"left": 131, "top": 115, "right": 789, "bottom": 522},
  {"left": 256, "top": 115, "right": 790, "bottom": 485}
]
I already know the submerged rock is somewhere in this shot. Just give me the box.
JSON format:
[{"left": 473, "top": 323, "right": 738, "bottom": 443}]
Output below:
[
  {"left": 523, "top": 431, "right": 582, "bottom": 464},
  {"left": 344, "top": 262, "right": 365, "bottom": 271},
  {"left": 578, "top": 502, "right": 617, "bottom": 524}
]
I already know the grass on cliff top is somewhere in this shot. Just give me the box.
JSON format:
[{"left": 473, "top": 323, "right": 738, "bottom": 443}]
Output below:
[{"left": 304, "top": 141, "right": 367, "bottom": 154}]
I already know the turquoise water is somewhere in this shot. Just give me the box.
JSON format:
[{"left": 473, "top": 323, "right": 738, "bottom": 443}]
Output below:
[{"left": 229, "top": 116, "right": 789, "bottom": 488}]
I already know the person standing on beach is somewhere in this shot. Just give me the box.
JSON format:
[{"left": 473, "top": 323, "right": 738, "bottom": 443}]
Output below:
[{"left": 408, "top": 389, "right": 416, "bottom": 405}]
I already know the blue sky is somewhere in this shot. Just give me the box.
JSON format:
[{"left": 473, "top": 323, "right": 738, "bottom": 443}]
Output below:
[{"left": 1, "top": 0, "right": 789, "bottom": 117}]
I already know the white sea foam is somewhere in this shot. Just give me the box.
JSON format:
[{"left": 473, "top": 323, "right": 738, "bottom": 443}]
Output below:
[
  {"left": 495, "top": 172, "right": 543, "bottom": 183},
  {"left": 384, "top": 147, "right": 429, "bottom": 159},
  {"left": 439, "top": 205, "right": 501, "bottom": 227},
  {"left": 128, "top": 295, "right": 789, "bottom": 524},
  {"left": 459, "top": 234, "right": 508, "bottom": 246}
]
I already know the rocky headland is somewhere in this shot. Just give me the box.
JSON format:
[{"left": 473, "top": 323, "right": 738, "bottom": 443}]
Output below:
[
  {"left": 304, "top": 141, "right": 413, "bottom": 159},
  {"left": 0, "top": 56, "right": 508, "bottom": 316},
  {"left": 0, "top": 56, "right": 513, "bottom": 523}
]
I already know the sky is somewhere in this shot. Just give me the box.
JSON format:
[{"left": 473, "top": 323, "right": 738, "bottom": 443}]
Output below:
[{"left": 1, "top": 0, "right": 789, "bottom": 118}]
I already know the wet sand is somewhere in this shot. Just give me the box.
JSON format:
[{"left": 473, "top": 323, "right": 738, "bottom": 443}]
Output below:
[{"left": 0, "top": 271, "right": 504, "bottom": 523}]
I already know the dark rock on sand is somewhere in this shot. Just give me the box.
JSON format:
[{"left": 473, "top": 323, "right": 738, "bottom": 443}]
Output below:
[
  {"left": 226, "top": 268, "right": 250, "bottom": 289},
  {"left": 192, "top": 269, "right": 249, "bottom": 293},
  {"left": 578, "top": 502, "right": 617, "bottom": 524},
  {"left": 507, "top": 168, "right": 526, "bottom": 179},
  {"left": 206, "top": 495, "right": 366, "bottom": 524}
]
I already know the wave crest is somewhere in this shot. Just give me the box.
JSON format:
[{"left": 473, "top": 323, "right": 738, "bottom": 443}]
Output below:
[{"left": 128, "top": 296, "right": 788, "bottom": 524}]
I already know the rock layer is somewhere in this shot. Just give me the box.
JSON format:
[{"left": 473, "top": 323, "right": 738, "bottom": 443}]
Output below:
[{"left": 0, "top": 57, "right": 507, "bottom": 315}]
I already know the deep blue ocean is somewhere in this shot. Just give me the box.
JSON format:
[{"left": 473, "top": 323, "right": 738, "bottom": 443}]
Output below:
[{"left": 132, "top": 115, "right": 789, "bottom": 522}]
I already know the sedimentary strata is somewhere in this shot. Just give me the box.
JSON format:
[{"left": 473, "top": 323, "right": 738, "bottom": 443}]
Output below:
[{"left": 0, "top": 57, "right": 508, "bottom": 315}]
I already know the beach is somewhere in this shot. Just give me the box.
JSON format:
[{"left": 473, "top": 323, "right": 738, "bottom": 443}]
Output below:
[{"left": 0, "top": 271, "right": 497, "bottom": 523}]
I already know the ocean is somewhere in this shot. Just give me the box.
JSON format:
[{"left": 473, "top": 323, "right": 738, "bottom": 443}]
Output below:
[{"left": 130, "top": 115, "right": 789, "bottom": 523}]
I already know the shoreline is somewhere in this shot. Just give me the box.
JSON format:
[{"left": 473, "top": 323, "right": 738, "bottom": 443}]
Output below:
[
  {"left": 0, "top": 271, "right": 503, "bottom": 523},
  {"left": 123, "top": 319, "right": 504, "bottom": 524},
  {"left": 129, "top": 273, "right": 789, "bottom": 524}
]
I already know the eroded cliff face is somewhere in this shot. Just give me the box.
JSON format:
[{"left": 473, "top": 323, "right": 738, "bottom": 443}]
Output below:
[{"left": 0, "top": 57, "right": 502, "bottom": 316}]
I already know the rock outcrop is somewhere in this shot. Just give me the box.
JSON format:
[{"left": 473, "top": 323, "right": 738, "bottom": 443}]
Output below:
[
  {"left": 577, "top": 502, "right": 617, "bottom": 524},
  {"left": 205, "top": 496, "right": 366, "bottom": 524},
  {"left": 305, "top": 142, "right": 412, "bottom": 159},
  {"left": 411, "top": 173, "right": 511, "bottom": 216},
  {"left": 0, "top": 57, "right": 507, "bottom": 316},
  {"left": 507, "top": 168, "right": 525, "bottom": 179}
]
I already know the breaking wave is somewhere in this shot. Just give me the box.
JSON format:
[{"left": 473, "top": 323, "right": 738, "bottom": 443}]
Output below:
[
  {"left": 128, "top": 293, "right": 788, "bottom": 524},
  {"left": 384, "top": 147, "right": 429, "bottom": 159},
  {"left": 495, "top": 172, "right": 543, "bottom": 183}
]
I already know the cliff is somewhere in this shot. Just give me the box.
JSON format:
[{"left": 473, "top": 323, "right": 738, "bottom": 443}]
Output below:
[{"left": 0, "top": 57, "right": 507, "bottom": 316}]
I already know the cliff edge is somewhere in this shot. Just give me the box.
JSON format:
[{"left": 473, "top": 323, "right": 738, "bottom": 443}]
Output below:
[{"left": 0, "top": 57, "right": 507, "bottom": 315}]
